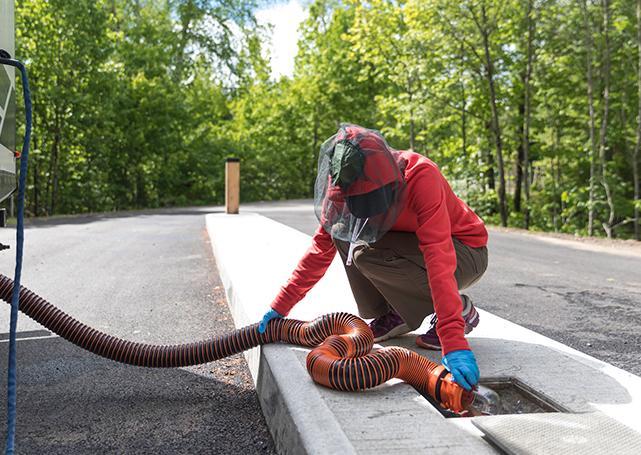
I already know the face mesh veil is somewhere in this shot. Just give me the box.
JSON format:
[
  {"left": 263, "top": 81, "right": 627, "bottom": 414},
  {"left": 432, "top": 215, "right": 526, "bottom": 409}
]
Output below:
[{"left": 314, "top": 124, "right": 406, "bottom": 265}]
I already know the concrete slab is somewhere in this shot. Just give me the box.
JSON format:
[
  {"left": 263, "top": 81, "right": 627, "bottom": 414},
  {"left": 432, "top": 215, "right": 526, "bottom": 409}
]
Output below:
[
  {"left": 472, "top": 412, "right": 641, "bottom": 455},
  {"left": 206, "top": 212, "right": 641, "bottom": 454}
]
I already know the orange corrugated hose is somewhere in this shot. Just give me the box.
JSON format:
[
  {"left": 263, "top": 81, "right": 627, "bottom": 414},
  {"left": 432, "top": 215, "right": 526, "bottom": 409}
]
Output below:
[{"left": 0, "top": 274, "right": 472, "bottom": 413}]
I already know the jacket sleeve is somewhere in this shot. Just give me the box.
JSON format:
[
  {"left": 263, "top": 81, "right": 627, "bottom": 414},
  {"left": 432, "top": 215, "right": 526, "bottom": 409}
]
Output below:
[
  {"left": 408, "top": 170, "right": 470, "bottom": 355},
  {"left": 270, "top": 225, "right": 337, "bottom": 316}
]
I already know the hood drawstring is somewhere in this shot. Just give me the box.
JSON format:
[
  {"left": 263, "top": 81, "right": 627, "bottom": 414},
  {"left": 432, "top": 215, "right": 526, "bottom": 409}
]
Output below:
[{"left": 346, "top": 218, "right": 368, "bottom": 266}]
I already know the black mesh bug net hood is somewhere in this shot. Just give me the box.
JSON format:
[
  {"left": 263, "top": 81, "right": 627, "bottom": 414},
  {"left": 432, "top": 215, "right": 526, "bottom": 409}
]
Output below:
[{"left": 314, "top": 124, "right": 406, "bottom": 265}]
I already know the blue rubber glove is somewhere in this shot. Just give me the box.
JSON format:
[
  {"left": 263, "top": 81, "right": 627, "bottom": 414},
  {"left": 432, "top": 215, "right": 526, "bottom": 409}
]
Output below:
[
  {"left": 258, "top": 309, "right": 283, "bottom": 334},
  {"left": 442, "top": 349, "right": 480, "bottom": 391}
]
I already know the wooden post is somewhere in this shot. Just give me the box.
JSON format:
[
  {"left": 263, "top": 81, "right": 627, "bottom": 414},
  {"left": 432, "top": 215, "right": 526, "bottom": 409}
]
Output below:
[{"left": 225, "top": 158, "right": 240, "bottom": 214}]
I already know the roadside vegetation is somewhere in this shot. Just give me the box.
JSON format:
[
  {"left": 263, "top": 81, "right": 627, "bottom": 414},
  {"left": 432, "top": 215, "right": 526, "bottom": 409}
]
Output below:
[{"left": 5, "top": 0, "right": 641, "bottom": 240}]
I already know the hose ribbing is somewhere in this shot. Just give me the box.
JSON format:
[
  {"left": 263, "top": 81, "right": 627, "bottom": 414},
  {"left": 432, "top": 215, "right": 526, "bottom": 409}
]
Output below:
[
  {"left": 0, "top": 274, "right": 472, "bottom": 412},
  {"left": 0, "top": 274, "right": 287, "bottom": 367}
]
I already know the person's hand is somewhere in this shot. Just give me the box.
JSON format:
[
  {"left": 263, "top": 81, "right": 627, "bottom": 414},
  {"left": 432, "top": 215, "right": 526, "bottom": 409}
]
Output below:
[
  {"left": 258, "top": 309, "right": 283, "bottom": 334},
  {"left": 442, "top": 349, "right": 479, "bottom": 391}
]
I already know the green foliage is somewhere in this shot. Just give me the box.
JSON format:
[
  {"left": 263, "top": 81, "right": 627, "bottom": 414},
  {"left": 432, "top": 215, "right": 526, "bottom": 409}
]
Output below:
[
  {"left": 6, "top": 0, "right": 641, "bottom": 239},
  {"left": 13, "top": 0, "right": 258, "bottom": 214}
]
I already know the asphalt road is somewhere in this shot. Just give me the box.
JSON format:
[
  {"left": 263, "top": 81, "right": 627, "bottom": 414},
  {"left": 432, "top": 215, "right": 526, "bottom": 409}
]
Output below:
[
  {"left": 1, "top": 201, "right": 640, "bottom": 453},
  {"left": 244, "top": 199, "right": 641, "bottom": 377},
  {"left": 0, "top": 207, "right": 275, "bottom": 454}
]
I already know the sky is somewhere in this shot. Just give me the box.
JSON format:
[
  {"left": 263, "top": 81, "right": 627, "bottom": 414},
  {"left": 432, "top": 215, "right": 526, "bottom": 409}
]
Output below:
[{"left": 255, "top": 0, "right": 308, "bottom": 80}]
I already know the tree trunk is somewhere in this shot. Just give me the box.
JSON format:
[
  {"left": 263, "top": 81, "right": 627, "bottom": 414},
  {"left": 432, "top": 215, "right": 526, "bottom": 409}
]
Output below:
[
  {"left": 461, "top": 82, "right": 467, "bottom": 158},
  {"left": 50, "top": 137, "right": 59, "bottom": 215},
  {"left": 581, "top": 0, "right": 598, "bottom": 236},
  {"left": 484, "top": 120, "right": 496, "bottom": 191},
  {"left": 523, "top": 0, "right": 535, "bottom": 230},
  {"left": 460, "top": 44, "right": 468, "bottom": 159},
  {"left": 409, "top": 114, "right": 416, "bottom": 153},
  {"left": 515, "top": 100, "right": 524, "bottom": 213},
  {"left": 135, "top": 168, "right": 145, "bottom": 208},
  {"left": 173, "top": 1, "right": 194, "bottom": 83},
  {"left": 32, "top": 136, "right": 39, "bottom": 217},
  {"left": 635, "top": 0, "right": 641, "bottom": 240},
  {"left": 312, "top": 106, "right": 320, "bottom": 189},
  {"left": 480, "top": 4, "right": 508, "bottom": 226},
  {"left": 552, "top": 122, "right": 562, "bottom": 232},
  {"left": 551, "top": 158, "right": 559, "bottom": 231},
  {"left": 558, "top": 159, "right": 563, "bottom": 229},
  {"left": 408, "top": 76, "right": 416, "bottom": 153},
  {"left": 49, "top": 109, "right": 62, "bottom": 216},
  {"left": 598, "top": 0, "right": 614, "bottom": 238}
]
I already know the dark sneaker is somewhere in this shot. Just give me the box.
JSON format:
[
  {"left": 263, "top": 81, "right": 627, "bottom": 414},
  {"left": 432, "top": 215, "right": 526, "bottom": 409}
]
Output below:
[
  {"left": 415, "top": 295, "right": 480, "bottom": 350},
  {"left": 369, "top": 309, "right": 410, "bottom": 342}
]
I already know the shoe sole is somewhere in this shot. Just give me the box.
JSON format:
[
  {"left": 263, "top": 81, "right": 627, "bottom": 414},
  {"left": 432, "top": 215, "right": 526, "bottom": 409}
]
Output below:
[{"left": 373, "top": 323, "right": 410, "bottom": 342}]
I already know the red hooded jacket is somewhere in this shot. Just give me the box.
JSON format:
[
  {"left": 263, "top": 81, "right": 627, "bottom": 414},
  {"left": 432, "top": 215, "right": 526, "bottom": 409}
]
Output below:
[{"left": 270, "top": 150, "right": 488, "bottom": 355}]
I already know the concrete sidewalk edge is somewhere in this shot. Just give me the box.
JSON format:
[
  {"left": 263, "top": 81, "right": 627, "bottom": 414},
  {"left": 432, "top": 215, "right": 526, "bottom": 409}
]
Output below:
[{"left": 206, "top": 213, "right": 355, "bottom": 455}]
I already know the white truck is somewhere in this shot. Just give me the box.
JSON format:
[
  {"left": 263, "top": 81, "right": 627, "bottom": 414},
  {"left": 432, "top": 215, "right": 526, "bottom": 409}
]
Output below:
[{"left": 0, "top": 0, "right": 16, "bottom": 205}]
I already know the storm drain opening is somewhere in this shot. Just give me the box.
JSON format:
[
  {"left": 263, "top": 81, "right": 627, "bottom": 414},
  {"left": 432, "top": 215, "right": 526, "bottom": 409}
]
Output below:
[{"left": 421, "top": 377, "right": 569, "bottom": 418}]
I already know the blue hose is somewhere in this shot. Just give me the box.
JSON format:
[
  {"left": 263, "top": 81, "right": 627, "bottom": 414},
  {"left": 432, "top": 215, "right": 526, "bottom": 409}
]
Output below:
[{"left": 0, "top": 51, "right": 32, "bottom": 455}]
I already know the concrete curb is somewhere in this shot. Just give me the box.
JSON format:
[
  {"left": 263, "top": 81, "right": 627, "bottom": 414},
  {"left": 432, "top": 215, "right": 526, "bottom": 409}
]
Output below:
[{"left": 207, "top": 213, "right": 355, "bottom": 454}]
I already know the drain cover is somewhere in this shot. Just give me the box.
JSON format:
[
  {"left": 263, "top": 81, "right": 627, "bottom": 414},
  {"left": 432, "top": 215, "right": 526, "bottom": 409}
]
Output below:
[{"left": 472, "top": 412, "right": 641, "bottom": 455}]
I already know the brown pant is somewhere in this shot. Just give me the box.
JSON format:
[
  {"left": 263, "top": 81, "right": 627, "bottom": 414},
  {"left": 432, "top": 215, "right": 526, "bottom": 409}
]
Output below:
[{"left": 334, "top": 232, "right": 488, "bottom": 330}]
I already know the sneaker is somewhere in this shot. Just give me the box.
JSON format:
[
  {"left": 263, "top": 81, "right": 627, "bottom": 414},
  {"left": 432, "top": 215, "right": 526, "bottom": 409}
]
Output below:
[
  {"left": 415, "top": 295, "right": 480, "bottom": 350},
  {"left": 369, "top": 309, "right": 410, "bottom": 342}
]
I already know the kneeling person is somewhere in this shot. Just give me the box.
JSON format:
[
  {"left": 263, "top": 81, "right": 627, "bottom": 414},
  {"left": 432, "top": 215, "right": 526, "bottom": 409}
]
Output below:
[{"left": 259, "top": 124, "right": 488, "bottom": 391}]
